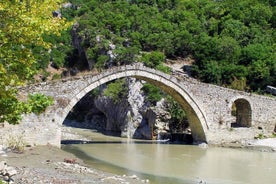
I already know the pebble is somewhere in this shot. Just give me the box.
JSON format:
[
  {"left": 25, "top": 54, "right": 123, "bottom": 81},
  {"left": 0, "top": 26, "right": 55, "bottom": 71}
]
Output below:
[
  {"left": 198, "top": 143, "right": 208, "bottom": 149},
  {"left": 130, "top": 174, "right": 138, "bottom": 179}
]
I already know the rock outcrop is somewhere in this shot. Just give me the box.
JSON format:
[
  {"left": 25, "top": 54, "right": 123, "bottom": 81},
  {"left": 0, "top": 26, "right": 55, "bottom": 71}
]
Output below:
[
  {"left": 141, "top": 99, "right": 171, "bottom": 140},
  {"left": 65, "top": 77, "right": 175, "bottom": 140},
  {"left": 94, "top": 96, "right": 130, "bottom": 135}
]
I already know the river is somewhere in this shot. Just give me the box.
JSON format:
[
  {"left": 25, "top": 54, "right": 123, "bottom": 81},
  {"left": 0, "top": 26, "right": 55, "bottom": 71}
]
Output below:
[{"left": 62, "top": 130, "right": 276, "bottom": 184}]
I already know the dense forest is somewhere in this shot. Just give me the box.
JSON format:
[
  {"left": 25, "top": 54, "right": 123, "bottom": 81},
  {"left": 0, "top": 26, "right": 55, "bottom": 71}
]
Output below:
[
  {"left": 56, "top": 0, "right": 275, "bottom": 92},
  {"left": 0, "top": 0, "right": 275, "bottom": 124}
]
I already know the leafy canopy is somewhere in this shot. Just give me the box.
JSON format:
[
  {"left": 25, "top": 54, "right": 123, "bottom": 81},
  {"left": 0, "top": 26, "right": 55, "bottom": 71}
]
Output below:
[
  {"left": 64, "top": 0, "right": 275, "bottom": 93},
  {"left": 0, "top": 0, "right": 71, "bottom": 124}
]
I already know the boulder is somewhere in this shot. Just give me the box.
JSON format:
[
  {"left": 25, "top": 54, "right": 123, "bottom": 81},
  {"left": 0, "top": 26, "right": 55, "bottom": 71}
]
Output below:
[{"left": 0, "top": 161, "right": 17, "bottom": 181}]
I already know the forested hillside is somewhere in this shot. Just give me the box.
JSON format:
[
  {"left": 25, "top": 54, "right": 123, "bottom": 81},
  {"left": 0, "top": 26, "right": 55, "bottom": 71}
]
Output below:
[
  {"left": 57, "top": 0, "right": 275, "bottom": 92},
  {"left": 1, "top": 0, "right": 275, "bottom": 124}
]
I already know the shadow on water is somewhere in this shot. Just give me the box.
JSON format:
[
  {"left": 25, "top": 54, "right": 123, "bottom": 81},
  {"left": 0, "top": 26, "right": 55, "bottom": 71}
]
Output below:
[{"left": 61, "top": 139, "right": 192, "bottom": 145}]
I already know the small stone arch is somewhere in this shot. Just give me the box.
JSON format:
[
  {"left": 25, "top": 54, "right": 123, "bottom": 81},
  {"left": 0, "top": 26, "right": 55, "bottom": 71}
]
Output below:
[{"left": 231, "top": 98, "right": 252, "bottom": 127}]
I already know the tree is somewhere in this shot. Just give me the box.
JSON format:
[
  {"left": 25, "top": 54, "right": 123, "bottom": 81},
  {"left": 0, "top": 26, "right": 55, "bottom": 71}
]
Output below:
[{"left": 0, "top": 0, "right": 71, "bottom": 124}]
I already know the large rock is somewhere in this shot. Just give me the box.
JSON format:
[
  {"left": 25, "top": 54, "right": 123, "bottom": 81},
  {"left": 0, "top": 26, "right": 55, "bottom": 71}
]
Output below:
[
  {"left": 94, "top": 78, "right": 147, "bottom": 138},
  {"left": 266, "top": 85, "right": 276, "bottom": 96},
  {"left": 94, "top": 96, "right": 129, "bottom": 134},
  {"left": 140, "top": 99, "right": 171, "bottom": 140},
  {"left": 0, "top": 161, "right": 17, "bottom": 181}
]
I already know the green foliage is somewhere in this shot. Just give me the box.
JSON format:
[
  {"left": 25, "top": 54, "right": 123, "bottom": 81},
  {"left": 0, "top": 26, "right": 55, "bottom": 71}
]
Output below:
[
  {"left": 0, "top": 93, "right": 26, "bottom": 124},
  {"left": 0, "top": 1, "right": 70, "bottom": 124},
  {"left": 36, "top": 29, "right": 74, "bottom": 69},
  {"left": 103, "top": 79, "right": 128, "bottom": 103},
  {"left": 156, "top": 64, "right": 171, "bottom": 74},
  {"left": 1, "top": 0, "right": 274, "bottom": 125},
  {"left": 90, "top": 87, "right": 101, "bottom": 98},
  {"left": 59, "top": 0, "right": 276, "bottom": 93},
  {"left": 166, "top": 96, "right": 187, "bottom": 122},
  {"left": 0, "top": 93, "right": 53, "bottom": 124},
  {"left": 27, "top": 94, "right": 54, "bottom": 114},
  {"left": 254, "top": 133, "right": 266, "bottom": 139},
  {"left": 230, "top": 77, "right": 248, "bottom": 91},
  {"left": 139, "top": 51, "right": 170, "bottom": 73},
  {"left": 140, "top": 51, "right": 165, "bottom": 68},
  {"left": 95, "top": 55, "right": 109, "bottom": 69},
  {"left": 166, "top": 96, "right": 188, "bottom": 133},
  {"left": 142, "top": 83, "right": 163, "bottom": 105},
  {"left": 52, "top": 73, "right": 61, "bottom": 80}
]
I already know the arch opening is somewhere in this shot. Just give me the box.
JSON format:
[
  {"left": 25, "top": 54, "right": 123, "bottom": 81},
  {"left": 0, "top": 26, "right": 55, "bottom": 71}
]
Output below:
[
  {"left": 62, "top": 79, "right": 194, "bottom": 143},
  {"left": 231, "top": 98, "right": 252, "bottom": 128}
]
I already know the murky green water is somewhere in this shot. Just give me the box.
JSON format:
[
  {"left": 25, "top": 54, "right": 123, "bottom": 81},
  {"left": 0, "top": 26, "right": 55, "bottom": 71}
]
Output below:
[{"left": 62, "top": 130, "right": 276, "bottom": 184}]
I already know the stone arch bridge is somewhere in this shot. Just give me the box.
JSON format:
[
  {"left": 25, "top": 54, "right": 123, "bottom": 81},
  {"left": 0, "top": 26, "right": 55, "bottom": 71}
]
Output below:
[{"left": 4, "top": 64, "right": 276, "bottom": 147}]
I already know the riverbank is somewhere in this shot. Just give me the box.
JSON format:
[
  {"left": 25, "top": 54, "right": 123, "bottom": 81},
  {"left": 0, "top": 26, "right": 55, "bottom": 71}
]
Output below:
[
  {"left": 0, "top": 145, "right": 149, "bottom": 183},
  {"left": 212, "top": 137, "right": 276, "bottom": 152}
]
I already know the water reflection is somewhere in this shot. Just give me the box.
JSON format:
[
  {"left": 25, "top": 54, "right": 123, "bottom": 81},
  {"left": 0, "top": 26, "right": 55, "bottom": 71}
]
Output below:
[{"left": 62, "top": 131, "right": 276, "bottom": 184}]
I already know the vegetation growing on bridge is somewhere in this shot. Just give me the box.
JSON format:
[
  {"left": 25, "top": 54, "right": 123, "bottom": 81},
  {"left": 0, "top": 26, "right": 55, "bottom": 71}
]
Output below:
[{"left": 27, "top": 94, "right": 54, "bottom": 115}]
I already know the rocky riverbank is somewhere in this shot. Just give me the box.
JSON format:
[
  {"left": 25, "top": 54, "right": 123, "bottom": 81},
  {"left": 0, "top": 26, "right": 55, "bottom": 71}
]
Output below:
[{"left": 0, "top": 145, "right": 148, "bottom": 184}]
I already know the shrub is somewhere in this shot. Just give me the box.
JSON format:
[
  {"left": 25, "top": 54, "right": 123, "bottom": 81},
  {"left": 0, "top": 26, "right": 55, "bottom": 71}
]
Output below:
[
  {"left": 166, "top": 96, "right": 187, "bottom": 122},
  {"left": 103, "top": 79, "right": 128, "bottom": 103},
  {"left": 6, "top": 133, "right": 26, "bottom": 153},
  {"left": 52, "top": 74, "right": 61, "bottom": 80},
  {"left": 140, "top": 51, "right": 166, "bottom": 68},
  {"left": 27, "top": 93, "right": 54, "bottom": 114},
  {"left": 142, "top": 83, "right": 163, "bottom": 104},
  {"left": 156, "top": 64, "right": 171, "bottom": 74}
]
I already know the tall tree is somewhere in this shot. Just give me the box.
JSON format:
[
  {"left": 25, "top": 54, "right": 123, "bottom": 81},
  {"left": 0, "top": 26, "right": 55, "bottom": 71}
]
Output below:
[{"left": 0, "top": 0, "right": 71, "bottom": 124}]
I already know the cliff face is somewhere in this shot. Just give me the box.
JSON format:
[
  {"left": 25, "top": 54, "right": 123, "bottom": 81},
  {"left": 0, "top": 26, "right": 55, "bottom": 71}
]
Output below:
[{"left": 65, "top": 78, "right": 173, "bottom": 140}]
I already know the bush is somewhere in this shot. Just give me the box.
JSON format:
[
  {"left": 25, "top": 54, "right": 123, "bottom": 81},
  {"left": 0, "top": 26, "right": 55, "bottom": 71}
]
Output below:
[
  {"left": 103, "top": 79, "right": 128, "bottom": 103},
  {"left": 27, "top": 93, "right": 54, "bottom": 114},
  {"left": 156, "top": 64, "right": 171, "bottom": 74},
  {"left": 142, "top": 83, "right": 163, "bottom": 104},
  {"left": 52, "top": 74, "right": 61, "bottom": 80},
  {"left": 140, "top": 51, "right": 166, "bottom": 68},
  {"left": 6, "top": 133, "right": 26, "bottom": 152},
  {"left": 166, "top": 96, "right": 187, "bottom": 122}
]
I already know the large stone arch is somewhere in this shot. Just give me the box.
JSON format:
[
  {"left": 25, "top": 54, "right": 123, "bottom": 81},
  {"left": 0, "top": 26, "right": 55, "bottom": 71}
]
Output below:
[
  {"left": 60, "top": 66, "right": 209, "bottom": 143},
  {"left": 230, "top": 97, "right": 252, "bottom": 127}
]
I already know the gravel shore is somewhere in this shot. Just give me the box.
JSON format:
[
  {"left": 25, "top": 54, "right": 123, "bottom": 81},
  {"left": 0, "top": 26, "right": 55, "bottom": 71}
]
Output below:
[{"left": 0, "top": 145, "right": 148, "bottom": 184}]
